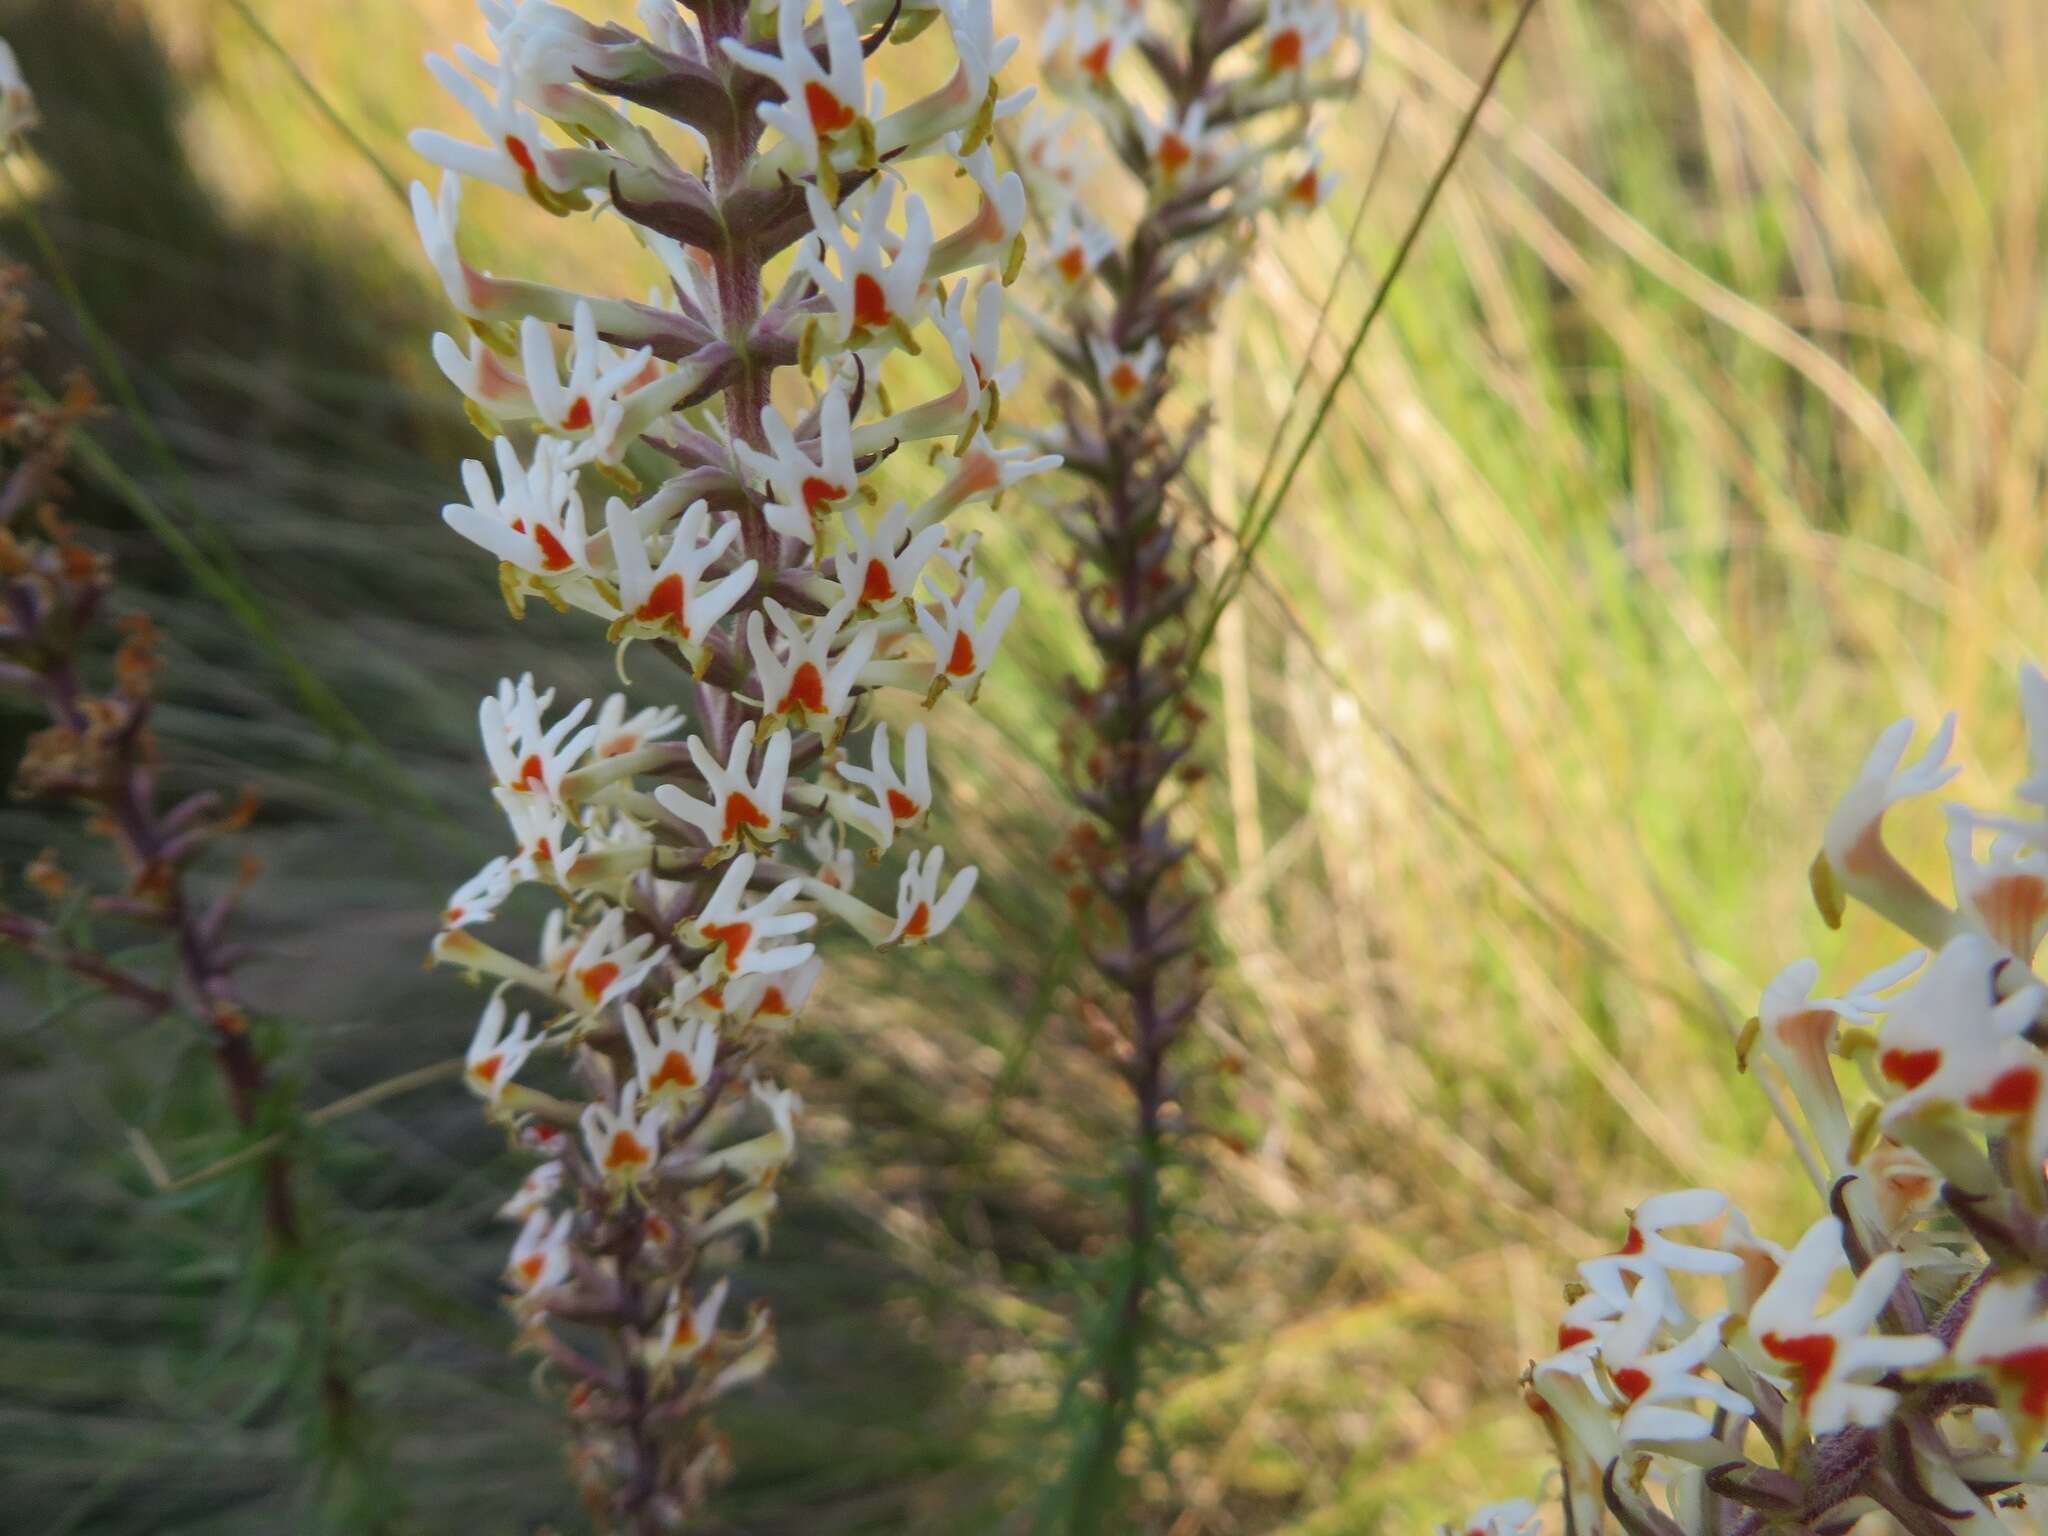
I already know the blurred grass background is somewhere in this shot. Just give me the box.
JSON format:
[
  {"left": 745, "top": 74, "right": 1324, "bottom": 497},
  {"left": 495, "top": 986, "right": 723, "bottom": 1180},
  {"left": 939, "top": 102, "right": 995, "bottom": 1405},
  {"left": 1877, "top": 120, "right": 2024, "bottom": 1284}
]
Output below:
[{"left": 1, "top": 0, "right": 2044, "bottom": 1531}]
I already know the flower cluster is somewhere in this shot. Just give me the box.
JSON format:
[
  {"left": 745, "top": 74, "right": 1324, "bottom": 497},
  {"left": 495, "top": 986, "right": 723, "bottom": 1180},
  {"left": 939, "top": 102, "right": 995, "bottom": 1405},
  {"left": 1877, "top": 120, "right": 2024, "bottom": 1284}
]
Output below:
[
  {"left": 409, "top": 0, "right": 1048, "bottom": 1523},
  {"left": 1454, "top": 668, "right": 2048, "bottom": 1536},
  {"left": 1011, "top": 0, "right": 1366, "bottom": 1502}
]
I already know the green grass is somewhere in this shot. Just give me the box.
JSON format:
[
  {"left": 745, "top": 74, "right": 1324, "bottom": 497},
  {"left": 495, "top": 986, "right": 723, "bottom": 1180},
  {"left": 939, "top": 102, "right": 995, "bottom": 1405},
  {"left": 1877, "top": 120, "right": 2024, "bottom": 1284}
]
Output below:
[{"left": 3, "top": 0, "right": 2045, "bottom": 1531}]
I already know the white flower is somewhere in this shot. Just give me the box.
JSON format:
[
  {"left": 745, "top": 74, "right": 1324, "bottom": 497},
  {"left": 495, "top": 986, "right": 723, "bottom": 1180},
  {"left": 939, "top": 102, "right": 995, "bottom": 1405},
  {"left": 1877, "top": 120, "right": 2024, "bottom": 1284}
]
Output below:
[
  {"left": 520, "top": 303, "right": 660, "bottom": 458},
  {"left": 1015, "top": 107, "right": 1097, "bottom": 201},
  {"left": 1946, "top": 806, "right": 2048, "bottom": 962},
  {"left": 1816, "top": 713, "right": 1960, "bottom": 941},
  {"left": 734, "top": 388, "right": 860, "bottom": 544},
  {"left": 748, "top": 596, "right": 876, "bottom": 736},
  {"left": 603, "top": 490, "right": 757, "bottom": 652},
  {"left": 832, "top": 721, "right": 931, "bottom": 852},
  {"left": 916, "top": 576, "right": 1019, "bottom": 699},
  {"left": 412, "top": 43, "right": 593, "bottom": 204},
  {"left": 1953, "top": 1274, "right": 2048, "bottom": 1463},
  {"left": 921, "top": 428, "right": 1060, "bottom": 520},
  {"left": 1742, "top": 1216, "right": 1943, "bottom": 1436},
  {"left": 648, "top": 1277, "right": 730, "bottom": 1367},
  {"left": 465, "top": 988, "right": 541, "bottom": 1101},
  {"left": 1041, "top": 4, "right": 1140, "bottom": 87},
  {"left": 798, "top": 180, "right": 935, "bottom": 351},
  {"left": 1136, "top": 101, "right": 1218, "bottom": 190},
  {"left": 883, "top": 845, "right": 976, "bottom": 946},
  {"left": 723, "top": 0, "right": 879, "bottom": 170},
  {"left": 443, "top": 854, "right": 523, "bottom": 930},
  {"left": 727, "top": 955, "right": 824, "bottom": 1029},
  {"left": 680, "top": 853, "right": 819, "bottom": 977},
  {"left": 928, "top": 142, "right": 1027, "bottom": 279},
  {"left": 935, "top": 281, "right": 1021, "bottom": 408},
  {"left": 581, "top": 1088, "right": 669, "bottom": 1187},
  {"left": 698, "top": 1079, "right": 803, "bottom": 1177},
  {"left": 1874, "top": 934, "right": 2046, "bottom": 1136},
  {"left": 1579, "top": 1188, "right": 1742, "bottom": 1322},
  {"left": 444, "top": 434, "right": 598, "bottom": 580},
  {"left": 1089, "top": 335, "right": 1162, "bottom": 404},
  {"left": 1042, "top": 204, "right": 1116, "bottom": 294},
  {"left": 1597, "top": 1283, "right": 1751, "bottom": 1452},
  {"left": 587, "top": 694, "right": 688, "bottom": 760},
  {"left": 624, "top": 1003, "right": 720, "bottom": 1105},
  {"left": 1750, "top": 952, "right": 1923, "bottom": 1171},
  {"left": 1262, "top": 0, "right": 1341, "bottom": 74},
  {"left": 559, "top": 907, "right": 660, "bottom": 1014},
  {"left": 481, "top": 674, "right": 595, "bottom": 802},
  {"left": 657, "top": 720, "right": 794, "bottom": 855},
  {"left": 509, "top": 1207, "right": 574, "bottom": 1294},
  {"left": 836, "top": 501, "right": 948, "bottom": 611},
  {"left": 434, "top": 330, "right": 538, "bottom": 423},
  {"left": 498, "top": 1160, "right": 564, "bottom": 1221}
]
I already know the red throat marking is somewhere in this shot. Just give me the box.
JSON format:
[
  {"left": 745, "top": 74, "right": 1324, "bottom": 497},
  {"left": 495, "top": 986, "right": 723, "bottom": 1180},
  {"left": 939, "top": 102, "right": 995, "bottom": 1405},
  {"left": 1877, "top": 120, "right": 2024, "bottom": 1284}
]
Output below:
[
  {"left": 722, "top": 791, "right": 770, "bottom": 843},
  {"left": 780, "top": 662, "right": 827, "bottom": 717},
  {"left": 853, "top": 273, "right": 892, "bottom": 330},
  {"left": 1760, "top": 1331, "right": 1836, "bottom": 1412},
  {"left": 535, "top": 524, "right": 575, "bottom": 571},
  {"left": 648, "top": 1050, "right": 698, "bottom": 1093},
  {"left": 637, "top": 572, "right": 688, "bottom": 630},
  {"left": 805, "top": 81, "right": 856, "bottom": 134},
  {"left": 1881, "top": 1048, "right": 1941, "bottom": 1090}
]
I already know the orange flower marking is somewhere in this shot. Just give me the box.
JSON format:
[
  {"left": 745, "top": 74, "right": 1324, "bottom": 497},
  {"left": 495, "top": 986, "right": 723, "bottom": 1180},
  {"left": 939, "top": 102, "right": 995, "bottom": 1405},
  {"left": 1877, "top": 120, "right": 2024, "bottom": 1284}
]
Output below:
[
  {"left": 801, "top": 476, "right": 845, "bottom": 516},
  {"left": 758, "top": 985, "right": 790, "bottom": 1017},
  {"left": 604, "top": 1129, "right": 651, "bottom": 1171},
  {"left": 472, "top": 1054, "right": 504, "bottom": 1084},
  {"left": 902, "top": 900, "right": 931, "bottom": 940},
  {"left": 579, "top": 960, "right": 621, "bottom": 1004},
  {"left": 853, "top": 272, "right": 892, "bottom": 330},
  {"left": 535, "top": 523, "right": 576, "bottom": 572},
  {"left": 516, "top": 1251, "right": 546, "bottom": 1284},
  {"left": 946, "top": 629, "right": 977, "bottom": 677},
  {"left": 1970, "top": 1066, "right": 2041, "bottom": 1117},
  {"left": 886, "top": 788, "right": 919, "bottom": 823},
  {"left": 779, "top": 661, "right": 827, "bottom": 717},
  {"left": 1056, "top": 246, "right": 1087, "bottom": 282},
  {"left": 1991, "top": 1347, "right": 2048, "bottom": 1419},
  {"left": 1107, "top": 362, "right": 1140, "bottom": 397},
  {"left": 701, "top": 921, "right": 752, "bottom": 973},
  {"left": 563, "top": 395, "right": 593, "bottom": 431},
  {"left": 1619, "top": 1226, "right": 1645, "bottom": 1256},
  {"left": 1267, "top": 28, "right": 1302, "bottom": 69},
  {"left": 506, "top": 135, "right": 538, "bottom": 175},
  {"left": 1557, "top": 1324, "right": 1594, "bottom": 1350},
  {"left": 701, "top": 985, "right": 726, "bottom": 1011},
  {"left": 516, "top": 752, "right": 547, "bottom": 791},
  {"left": 805, "top": 81, "right": 856, "bottom": 134},
  {"left": 1882, "top": 1048, "right": 1942, "bottom": 1090},
  {"left": 721, "top": 791, "right": 769, "bottom": 843},
  {"left": 1079, "top": 38, "right": 1112, "bottom": 77},
  {"left": 860, "top": 558, "right": 895, "bottom": 604},
  {"left": 1612, "top": 1366, "right": 1651, "bottom": 1402},
  {"left": 1156, "top": 133, "right": 1192, "bottom": 175},
  {"left": 637, "top": 572, "right": 688, "bottom": 631},
  {"left": 1761, "top": 1331, "right": 1836, "bottom": 1414},
  {"left": 647, "top": 1049, "right": 698, "bottom": 1093}
]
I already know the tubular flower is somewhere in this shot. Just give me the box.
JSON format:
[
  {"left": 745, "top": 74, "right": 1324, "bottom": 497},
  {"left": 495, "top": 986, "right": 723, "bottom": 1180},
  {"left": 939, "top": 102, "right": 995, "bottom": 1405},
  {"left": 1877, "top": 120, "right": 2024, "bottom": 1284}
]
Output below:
[
  {"left": 1465, "top": 677, "right": 2048, "bottom": 1533},
  {"left": 466, "top": 989, "right": 542, "bottom": 1103},
  {"left": 1741, "top": 1217, "right": 1944, "bottom": 1437},
  {"left": 414, "top": 1, "right": 1043, "bottom": 1516}
]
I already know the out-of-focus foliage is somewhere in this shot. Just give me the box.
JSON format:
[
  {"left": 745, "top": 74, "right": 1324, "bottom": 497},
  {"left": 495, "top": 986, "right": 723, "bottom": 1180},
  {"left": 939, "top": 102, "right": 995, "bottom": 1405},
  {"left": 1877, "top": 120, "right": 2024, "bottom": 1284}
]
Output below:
[{"left": 1, "top": 0, "right": 2043, "bottom": 1532}]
